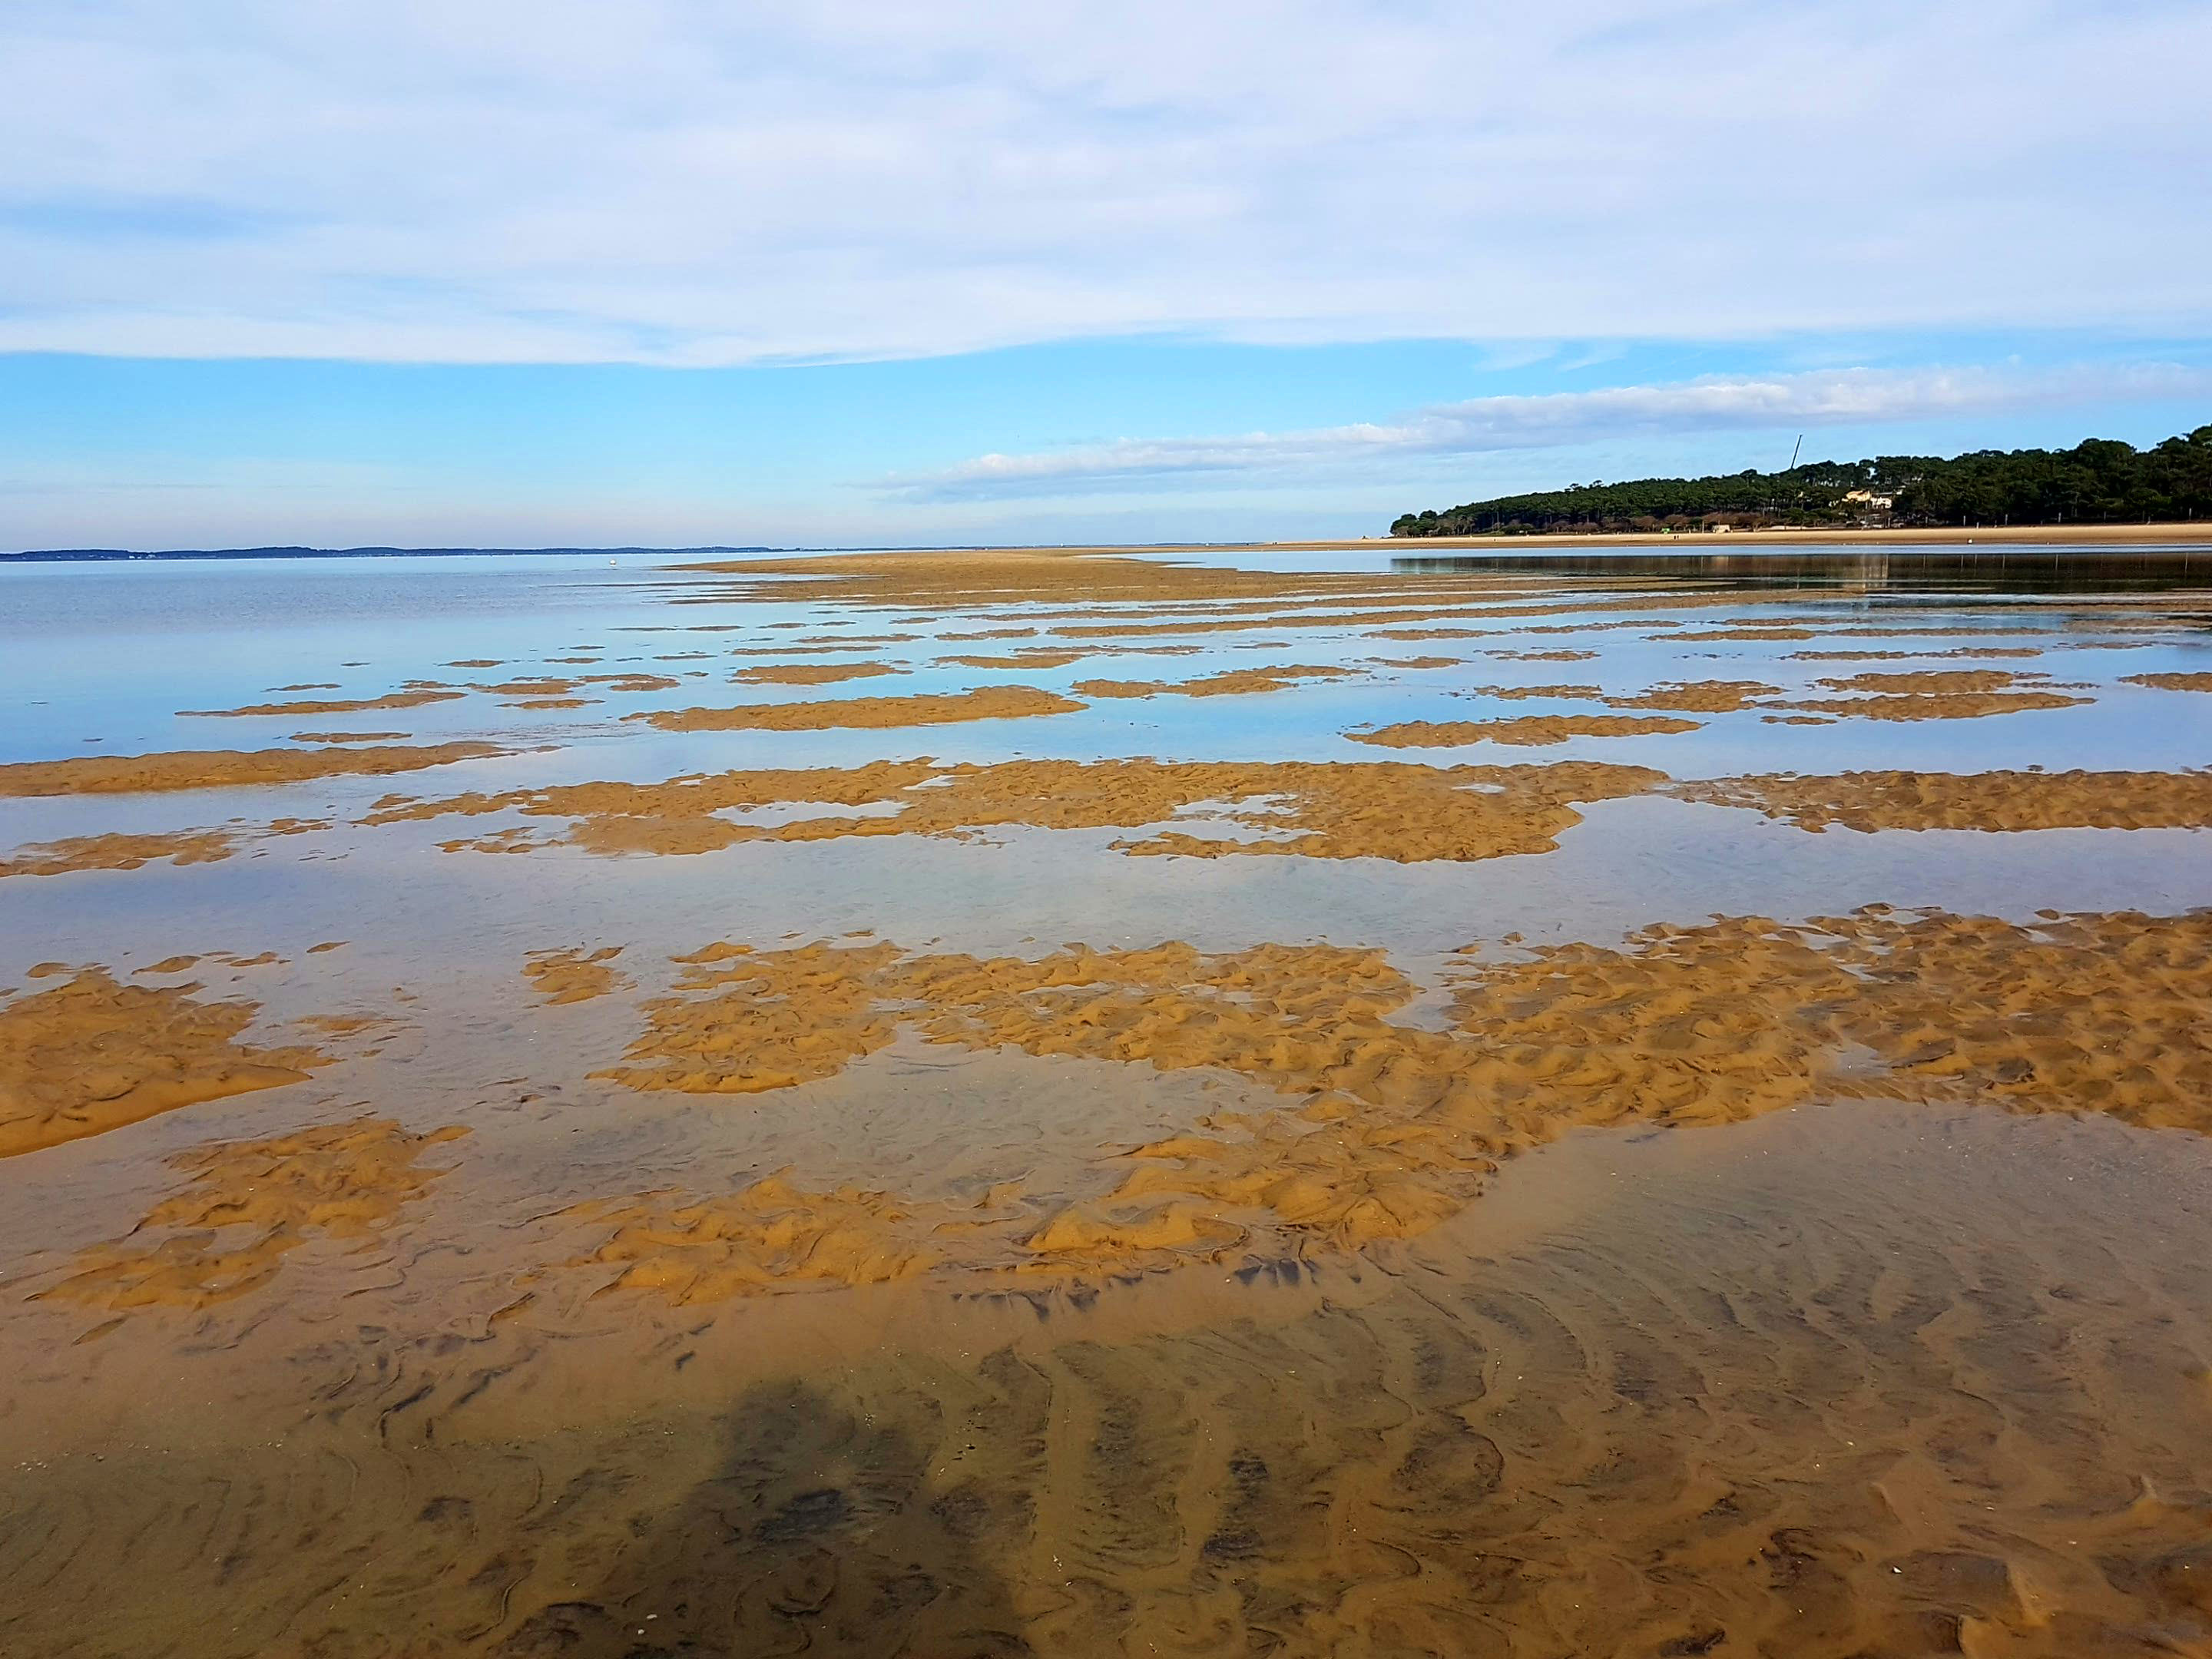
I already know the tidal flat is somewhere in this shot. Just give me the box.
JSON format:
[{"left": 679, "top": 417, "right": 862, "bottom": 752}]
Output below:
[{"left": 3, "top": 542, "right": 2211, "bottom": 1657}]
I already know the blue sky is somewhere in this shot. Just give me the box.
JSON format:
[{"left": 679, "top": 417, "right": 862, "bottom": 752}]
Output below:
[{"left": 2, "top": 2, "right": 2210, "bottom": 548}]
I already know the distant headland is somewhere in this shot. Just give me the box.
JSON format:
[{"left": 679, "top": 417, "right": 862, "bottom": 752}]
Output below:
[{"left": 1390, "top": 426, "right": 2212, "bottom": 538}]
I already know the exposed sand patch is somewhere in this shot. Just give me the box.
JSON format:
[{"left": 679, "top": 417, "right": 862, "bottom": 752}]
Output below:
[
  {"left": 1675, "top": 767, "right": 2212, "bottom": 833},
  {"left": 728, "top": 661, "right": 902, "bottom": 686},
  {"left": 368, "top": 759, "right": 940, "bottom": 849},
  {"left": 733, "top": 642, "right": 873, "bottom": 656},
  {"left": 1488, "top": 647, "right": 1597, "bottom": 661},
  {"left": 1074, "top": 664, "right": 1359, "bottom": 700},
  {"left": 1605, "top": 679, "right": 1780, "bottom": 713},
  {"left": 941, "top": 627, "right": 1038, "bottom": 640},
  {"left": 481, "top": 671, "right": 679, "bottom": 696},
  {"left": 1445, "top": 906, "right": 2212, "bottom": 1134},
  {"left": 673, "top": 548, "right": 1846, "bottom": 639},
  {"left": 548, "top": 1175, "right": 988, "bottom": 1300},
  {"left": 1779, "top": 690, "right": 2091, "bottom": 721},
  {"left": 633, "top": 685, "right": 1084, "bottom": 733},
  {"left": 1813, "top": 668, "right": 2035, "bottom": 694},
  {"left": 38, "top": 1119, "right": 468, "bottom": 1313},
  {"left": 939, "top": 648, "right": 1089, "bottom": 669},
  {"left": 1830, "top": 624, "right": 2054, "bottom": 638},
  {"left": 366, "top": 757, "right": 1663, "bottom": 864},
  {"left": 1670, "top": 625, "right": 1819, "bottom": 641},
  {"left": 2124, "top": 671, "right": 2212, "bottom": 692},
  {"left": 0, "top": 742, "right": 502, "bottom": 797},
  {"left": 1042, "top": 594, "right": 1779, "bottom": 641},
  {"left": 0, "top": 970, "right": 330, "bottom": 1157},
  {"left": 0, "top": 830, "right": 237, "bottom": 879},
  {"left": 1370, "top": 655, "right": 1462, "bottom": 668},
  {"left": 183, "top": 689, "right": 462, "bottom": 717},
  {"left": 1790, "top": 647, "right": 2045, "bottom": 662},
  {"left": 1351, "top": 714, "right": 1701, "bottom": 749},
  {"left": 523, "top": 946, "right": 629, "bottom": 1005},
  {"left": 1459, "top": 684, "right": 1603, "bottom": 702},
  {"left": 289, "top": 730, "right": 409, "bottom": 743},
  {"left": 680, "top": 547, "right": 1486, "bottom": 610},
  {"left": 569, "top": 906, "right": 2212, "bottom": 1288}
]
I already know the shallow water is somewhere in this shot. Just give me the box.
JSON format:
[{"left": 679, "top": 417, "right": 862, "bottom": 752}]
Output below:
[{"left": 3, "top": 544, "right": 2211, "bottom": 1657}]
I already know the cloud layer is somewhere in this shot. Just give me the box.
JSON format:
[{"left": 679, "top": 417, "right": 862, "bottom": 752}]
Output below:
[
  {"left": 894, "top": 363, "right": 2212, "bottom": 499},
  {"left": 2, "top": 2, "right": 2210, "bottom": 364}
]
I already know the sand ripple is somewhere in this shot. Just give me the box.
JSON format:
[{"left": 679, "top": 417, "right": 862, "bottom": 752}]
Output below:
[
  {"left": 0, "top": 830, "right": 237, "bottom": 879},
  {"left": 522, "top": 946, "right": 629, "bottom": 1005},
  {"left": 0, "top": 969, "right": 329, "bottom": 1157},
  {"left": 39, "top": 1118, "right": 468, "bottom": 1312},
  {"left": 1677, "top": 767, "right": 2212, "bottom": 832},
  {"left": 1351, "top": 714, "right": 1701, "bottom": 747},
  {"left": 0, "top": 742, "right": 502, "bottom": 796},
  {"left": 563, "top": 907, "right": 2212, "bottom": 1293},
  {"left": 369, "top": 757, "right": 1664, "bottom": 863},
  {"left": 633, "top": 684, "right": 1082, "bottom": 732}
]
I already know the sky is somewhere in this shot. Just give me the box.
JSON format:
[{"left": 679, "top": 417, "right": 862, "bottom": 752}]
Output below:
[{"left": 2, "top": 0, "right": 2210, "bottom": 549}]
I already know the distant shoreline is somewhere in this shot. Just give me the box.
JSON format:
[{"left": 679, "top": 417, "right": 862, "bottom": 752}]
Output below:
[
  {"left": 7, "top": 522, "right": 2212, "bottom": 563},
  {"left": 0, "top": 545, "right": 776, "bottom": 564}
]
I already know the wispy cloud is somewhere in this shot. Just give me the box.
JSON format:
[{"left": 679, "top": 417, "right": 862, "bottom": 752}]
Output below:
[
  {"left": 892, "top": 363, "right": 2212, "bottom": 500},
  {"left": 0, "top": 3, "right": 2208, "bottom": 364}
]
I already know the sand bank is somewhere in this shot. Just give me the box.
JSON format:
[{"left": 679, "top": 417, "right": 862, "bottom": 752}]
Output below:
[
  {"left": 367, "top": 757, "right": 1664, "bottom": 863},
  {"left": 0, "top": 742, "right": 502, "bottom": 796},
  {"left": 728, "top": 661, "right": 903, "bottom": 685},
  {"left": 42, "top": 1119, "right": 467, "bottom": 1312},
  {"left": 0, "top": 969, "right": 329, "bottom": 1157},
  {"left": 522, "top": 945, "right": 629, "bottom": 1004},
  {"left": 558, "top": 905, "right": 2212, "bottom": 1290},
  {"left": 1350, "top": 714, "right": 1701, "bottom": 748},
  {"left": 183, "top": 689, "right": 462, "bottom": 717},
  {"left": 0, "top": 830, "right": 237, "bottom": 879},
  {"left": 1605, "top": 679, "right": 1780, "bottom": 712},
  {"left": 633, "top": 685, "right": 1083, "bottom": 733},
  {"left": 1675, "top": 767, "right": 2212, "bottom": 833},
  {"left": 1073, "top": 664, "right": 1358, "bottom": 699},
  {"left": 1778, "top": 690, "right": 2091, "bottom": 721}
]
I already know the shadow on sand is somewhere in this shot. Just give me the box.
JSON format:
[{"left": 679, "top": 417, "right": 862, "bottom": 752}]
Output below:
[{"left": 496, "top": 1376, "right": 1031, "bottom": 1657}]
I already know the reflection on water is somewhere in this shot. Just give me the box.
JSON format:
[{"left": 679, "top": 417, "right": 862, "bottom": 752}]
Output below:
[
  {"left": 1394, "top": 544, "right": 2212, "bottom": 595},
  {"left": 3, "top": 544, "right": 2212, "bottom": 1657}
]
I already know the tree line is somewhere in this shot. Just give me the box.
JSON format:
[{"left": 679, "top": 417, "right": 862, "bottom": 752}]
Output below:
[{"left": 1388, "top": 425, "right": 2212, "bottom": 537}]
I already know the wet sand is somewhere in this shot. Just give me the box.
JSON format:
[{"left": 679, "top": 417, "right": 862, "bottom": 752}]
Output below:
[
  {"left": 0, "top": 829, "right": 239, "bottom": 879},
  {"left": 636, "top": 684, "right": 1084, "bottom": 731},
  {"left": 0, "top": 969, "right": 327, "bottom": 1157},
  {"left": 0, "top": 740, "right": 503, "bottom": 796},
  {"left": 4, "top": 541, "right": 2212, "bottom": 1657},
  {"left": 1352, "top": 713, "right": 1704, "bottom": 747}
]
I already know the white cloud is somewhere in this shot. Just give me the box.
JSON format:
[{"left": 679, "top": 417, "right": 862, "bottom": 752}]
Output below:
[
  {"left": 1, "top": 2, "right": 2209, "bottom": 364},
  {"left": 892, "top": 362, "right": 2212, "bottom": 499}
]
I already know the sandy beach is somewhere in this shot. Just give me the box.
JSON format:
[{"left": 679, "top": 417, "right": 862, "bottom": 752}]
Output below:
[{"left": 4, "top": 539, "right": 2212, "bottom": 1657}]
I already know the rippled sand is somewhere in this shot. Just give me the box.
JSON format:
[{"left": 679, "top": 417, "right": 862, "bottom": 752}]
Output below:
[
  {"left": 4, "top": 541, "right": 2212, "bottom": 1657},
  {"left": 636, "top": 682, "right": 1084, "bottom": 731}
]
